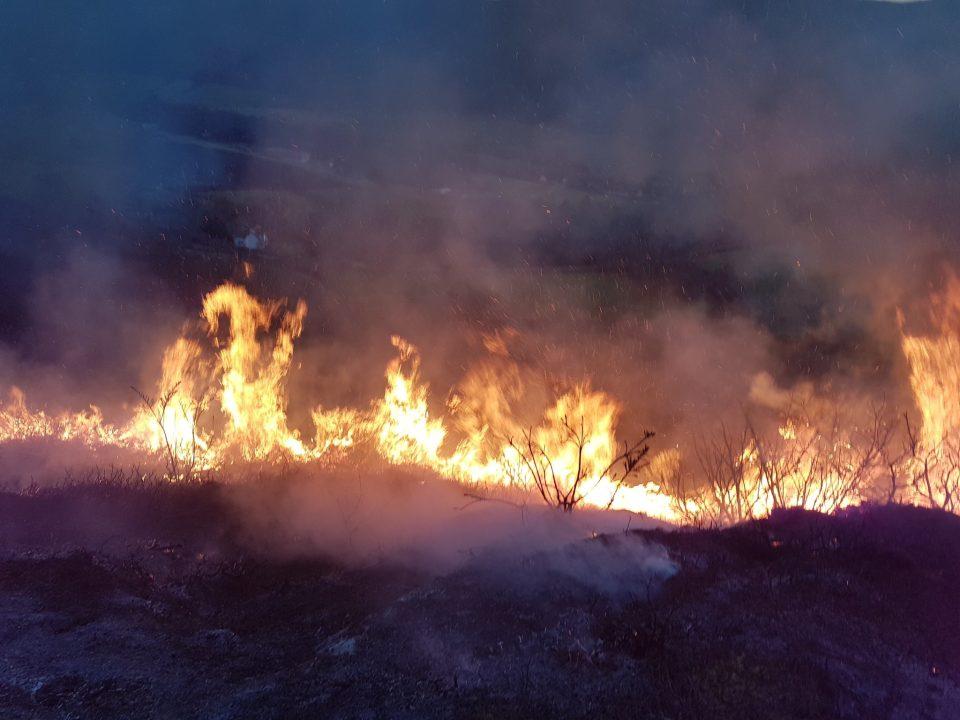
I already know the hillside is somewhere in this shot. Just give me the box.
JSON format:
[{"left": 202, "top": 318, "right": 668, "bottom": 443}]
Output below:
[{"left": 0, "top": 480, "right": 957, "bottom": 719}]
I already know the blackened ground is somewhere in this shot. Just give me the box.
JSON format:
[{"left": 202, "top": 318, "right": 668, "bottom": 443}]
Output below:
[{"left": 0, "top": 481, "right": 958, "bottom": 719}]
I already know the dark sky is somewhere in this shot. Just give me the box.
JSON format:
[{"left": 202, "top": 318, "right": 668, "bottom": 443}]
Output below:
[
  {"left": 1, "top": 1, "right": 957, "bottom": 212},
  {"left": 0, "top": 1, "right": 958, "bottom": 410}
]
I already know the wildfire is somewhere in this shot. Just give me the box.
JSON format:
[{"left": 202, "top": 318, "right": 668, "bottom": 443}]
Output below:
[
  {"left": 125, "top": 338, "right": 213, "bottom": 466},
  {"left": 202, "top": 283, "right": 313, "bottom": 460},
  {"left": 0, "top": 386, "right": 123, "bottom": 447},
  {"left": 3, "top": 272, "right": 960, "bottom": 523},
  {"left": 898, "top": 271, "right": 960, "bottom": 510},
  {"left": 899, "top": 272, "right": 960, "bottom": 450}
]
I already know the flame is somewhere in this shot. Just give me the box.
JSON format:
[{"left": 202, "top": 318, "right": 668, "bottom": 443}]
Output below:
[
  {"left": 310, "top": 338, "right": 674, "bottom": 516},
  {"left": 897, "top": 271, "right": 960, "bottom": 509},
  {"left": 0, "top": 386, "right": 122, "bottom": 447},
  {"left": 4, "top": 273, "right": 960, "bottom": 523},
  {"left": 310, "top": 338, "right": 450, "bottom": 466},
  {"left": 124, "top": 338, "right": 213, "bottom": 465},
  {"left": 1, "top": 283, "right": 316, "bottom": 473},
  {"left": 373, "top": 336, "right": 448, "bottom": 466},
  {"left": 900, "top": 272, "right": 960, "bottom": 449},
  {"left": 202, "top": 283, "right": 313, "bottom": 460}
]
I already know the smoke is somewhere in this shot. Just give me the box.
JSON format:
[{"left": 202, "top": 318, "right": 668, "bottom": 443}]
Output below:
[
  {"left": 226, "top": 465, "right": 673, "bottom": 574},
  {"left": 0, "top": 246, "right": 187, "bottom": 415},
  {"left": 0, "top": 460, "right": 677, "bottom": 593},
  {"left": 1, "top": 1, "right": 959, "bottom": 519}
]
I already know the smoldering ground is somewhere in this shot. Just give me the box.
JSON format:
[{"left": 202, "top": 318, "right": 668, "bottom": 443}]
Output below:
[
  {"left": 4, "top": 473, "right": 960, "bottom": 720},
  {"left": 227, "top": 466, "right": 676, "bottom": 577}
]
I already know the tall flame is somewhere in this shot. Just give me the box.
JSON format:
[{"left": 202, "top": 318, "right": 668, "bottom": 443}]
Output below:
[
  {"left": 202, "top": 283, "right": 312, "bottom": 460},
  {"left": 373, "top": 336, "right": 448, "bottom": 466},
  {"left": 3, "top": 273, "right": 960, "bottom": 523},
  {"left": 899, "top": 272, "right": 960, "bottom": 449}
]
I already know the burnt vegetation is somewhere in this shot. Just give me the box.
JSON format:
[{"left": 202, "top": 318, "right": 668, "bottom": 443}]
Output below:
[
  {"left": 505, "top": 420, "right": 654, "bottom": 512},
  {"left": 0, "top": 479, "right": 958, "bottom": 719}
]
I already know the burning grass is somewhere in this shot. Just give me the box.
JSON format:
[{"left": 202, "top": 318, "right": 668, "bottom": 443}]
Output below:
[{"left": 4, "top": 274, "right": 960, "bottom": 524}]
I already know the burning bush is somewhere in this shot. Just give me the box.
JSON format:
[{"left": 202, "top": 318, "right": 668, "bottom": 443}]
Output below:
[{"left": 4, "top": 271, "right": 960, "bottom": 525}]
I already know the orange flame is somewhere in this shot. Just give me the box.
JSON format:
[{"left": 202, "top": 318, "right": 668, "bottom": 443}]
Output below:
[
  {"left": 202, "top": 283, "right": 312, "bottom": 460},
  {"left": 3, "top": 274, "right": 959, "bottom": 523},
  {"left": 900, "top": 272, "right": 960, "bottom": 450}
]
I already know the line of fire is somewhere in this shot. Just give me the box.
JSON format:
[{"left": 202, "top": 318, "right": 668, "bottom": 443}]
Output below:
[{"left": 3, "top": 2, "right": 960, "bottom": 718}]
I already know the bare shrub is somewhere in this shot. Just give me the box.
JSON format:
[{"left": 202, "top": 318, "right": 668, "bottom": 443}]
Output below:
[
  {"left": 750, "top": 402, "right": 893, "bottom": 513},
  {"left": 133, "top": 383, "right": 210, "bottom": 482},
  {"left": 886, "top": 414, "right": 960, "bottom": 512},
  {"left": 694, "top": 424, "right": 762, "bottom": 526},
  {"left": 506, "top": 417, "right": 654, "bottom": 512},
  {"left": 660, "top": 402, "right": 895, "bottom": 528}
]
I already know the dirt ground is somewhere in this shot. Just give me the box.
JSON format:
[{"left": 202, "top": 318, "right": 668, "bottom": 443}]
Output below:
[{"left": 1, "top": 480, "right": 959, "bottom": 719}]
